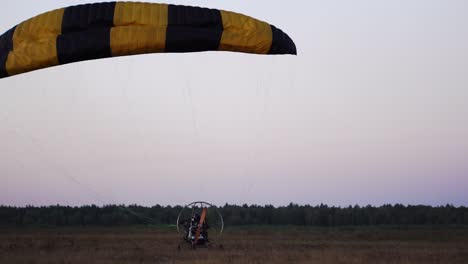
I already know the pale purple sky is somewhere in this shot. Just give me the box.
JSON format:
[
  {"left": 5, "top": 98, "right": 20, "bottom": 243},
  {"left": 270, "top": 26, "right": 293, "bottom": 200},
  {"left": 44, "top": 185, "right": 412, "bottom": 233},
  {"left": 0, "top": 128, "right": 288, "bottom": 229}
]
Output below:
[{"left": 1, "top": 0, "right": 468, "bottom": 207}]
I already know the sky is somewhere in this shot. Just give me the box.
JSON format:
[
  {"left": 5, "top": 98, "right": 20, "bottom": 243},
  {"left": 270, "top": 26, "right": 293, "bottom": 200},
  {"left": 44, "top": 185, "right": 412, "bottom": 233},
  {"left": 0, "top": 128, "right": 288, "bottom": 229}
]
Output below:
[{"left": 1, "top": 0, "right": 468, "bottom": 207}]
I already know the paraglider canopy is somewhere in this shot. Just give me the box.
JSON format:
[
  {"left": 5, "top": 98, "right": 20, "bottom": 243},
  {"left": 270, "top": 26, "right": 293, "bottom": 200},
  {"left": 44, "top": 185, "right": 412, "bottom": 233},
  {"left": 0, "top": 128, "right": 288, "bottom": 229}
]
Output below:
[{"left": 0, "top": 2, "right": 296, "bottom": 79}]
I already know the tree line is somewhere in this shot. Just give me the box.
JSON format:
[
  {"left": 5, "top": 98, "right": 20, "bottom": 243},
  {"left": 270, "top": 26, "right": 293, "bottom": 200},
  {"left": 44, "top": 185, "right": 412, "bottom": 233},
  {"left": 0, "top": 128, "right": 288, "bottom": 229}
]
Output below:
[{"left": 0, "top": 204, "right": 467, "bottom": 227}]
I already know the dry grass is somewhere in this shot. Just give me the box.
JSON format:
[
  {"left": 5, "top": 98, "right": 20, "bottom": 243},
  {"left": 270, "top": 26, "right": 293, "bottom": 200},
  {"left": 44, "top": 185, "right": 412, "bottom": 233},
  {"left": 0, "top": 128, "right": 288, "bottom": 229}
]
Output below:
[{"left": 1, "top": 226, "right": 467, "bottom": 264}]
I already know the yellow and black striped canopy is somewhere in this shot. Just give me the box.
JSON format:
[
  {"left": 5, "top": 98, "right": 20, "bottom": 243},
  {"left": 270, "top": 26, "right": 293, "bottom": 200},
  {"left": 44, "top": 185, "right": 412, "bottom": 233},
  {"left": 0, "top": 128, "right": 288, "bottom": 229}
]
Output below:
[{"left": 0, "top": 2, "right": 296, "bottom": 79}]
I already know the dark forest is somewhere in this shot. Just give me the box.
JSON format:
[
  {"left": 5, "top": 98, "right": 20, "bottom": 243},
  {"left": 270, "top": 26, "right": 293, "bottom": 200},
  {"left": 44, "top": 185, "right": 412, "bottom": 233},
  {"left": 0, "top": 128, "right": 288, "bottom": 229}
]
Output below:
[{"left": 1, "top": 204, "right": 467, "bottom": 227}]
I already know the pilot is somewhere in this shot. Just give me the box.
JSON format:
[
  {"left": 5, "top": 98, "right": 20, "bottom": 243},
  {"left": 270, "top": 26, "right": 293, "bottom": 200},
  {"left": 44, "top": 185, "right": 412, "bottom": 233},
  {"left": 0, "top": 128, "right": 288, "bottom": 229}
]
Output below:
[{"left": 192, "top": 213, "right": 201, "bottom": 224}]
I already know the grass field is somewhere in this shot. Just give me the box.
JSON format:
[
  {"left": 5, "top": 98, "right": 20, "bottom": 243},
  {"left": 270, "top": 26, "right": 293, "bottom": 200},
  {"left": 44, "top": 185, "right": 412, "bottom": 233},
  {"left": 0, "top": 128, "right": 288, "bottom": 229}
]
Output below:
[{"left": 1, "top": 226, "right": 467, "bottom": 264}]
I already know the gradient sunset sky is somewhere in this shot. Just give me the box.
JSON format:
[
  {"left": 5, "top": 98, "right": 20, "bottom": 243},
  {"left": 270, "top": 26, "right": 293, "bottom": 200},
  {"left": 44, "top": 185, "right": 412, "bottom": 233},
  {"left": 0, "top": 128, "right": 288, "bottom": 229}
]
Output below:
[{"left": 1, "top": 0, "right": 467, "bottom": 207}]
